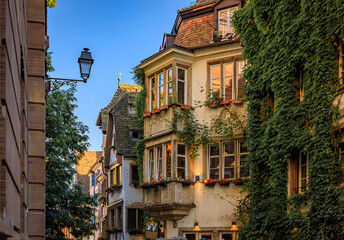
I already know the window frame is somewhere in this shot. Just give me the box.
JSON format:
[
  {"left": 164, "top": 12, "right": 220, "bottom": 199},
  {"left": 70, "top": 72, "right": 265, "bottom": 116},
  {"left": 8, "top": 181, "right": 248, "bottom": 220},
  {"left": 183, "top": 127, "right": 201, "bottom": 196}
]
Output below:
[
  {"left": 127, "top": 207, "right": 143, "bottom": 232},
  {"left": 299, "top": 151, "right": 309, "bottom": 193},
  {"left": 218, "top": 7, "right": 238, "bottom": 36},
  {"left": 158, "top": 72, "right": 165, "bottom": 108},
  {"left": 150, "top": 77, "right": 156, "bottom": 111},
  {"left": 210, "top": 64, "right": 221, "bottom": 97},
  {"left": 238, "top": 140, "right": 249, "bottom": 178},
  {"left": 167, "top": 68, "right": 173, "bottom": 105},
  {"left": 220, "top": 232, "right": 234, "bottom": 240},
  {"left": 208, "top": 144, "right": 220, "bottom": 180},
  {"left": 157, "top": 145, "right": 163, "bottom": 180},
  {"left": 177, "top": 143, "right": 187, "bottom": 179},
  {"left": 177, "top": 67, "right": 187, "bottom": 105},
  {"left": 222, "top": 141, "right": 235, "bottom": 179},
  {"left": 148, "top": 148, "right": 155, "bottom": 181}
]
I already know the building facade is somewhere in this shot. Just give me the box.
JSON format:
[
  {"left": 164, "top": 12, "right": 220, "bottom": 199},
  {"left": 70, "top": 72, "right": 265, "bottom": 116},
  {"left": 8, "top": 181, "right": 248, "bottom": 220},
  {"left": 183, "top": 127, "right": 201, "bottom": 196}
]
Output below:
[
  {"left": 137, "top": 0, "right": 247, "bottom": 239},
  {"left": 0, "top": 0, "right": 47, "bottom": 239},
  {"left": 94, "top": 83, "right": 144, "bottom": 240}
]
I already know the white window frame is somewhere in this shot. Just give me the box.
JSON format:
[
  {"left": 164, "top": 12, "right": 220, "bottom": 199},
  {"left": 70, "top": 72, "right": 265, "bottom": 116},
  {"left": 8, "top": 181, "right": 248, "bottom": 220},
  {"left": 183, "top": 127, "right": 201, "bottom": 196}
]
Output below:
[
  {"left": 222, "top": 142, "right": 235, "bottom": 179},
  {"left": 176, "top": 144, "right": 187, "bottom": 179},
  {"left": 210, "top": 64, "right": 221, "bottom": 97},
  {"left": 176, "top": 67, "right": 187, "bottom": 105},
  {"left": 157, "top": 146, "right": 163, "bottom": 180},
  {"left": 223, "top": 62, "right": 234, "bottom": 101},
  {"left": 150, "top": 77, "right": 156, "bottom": 111},
  {"left": 167, "top": 68, "right": 173, "bottom": 105},
  {"left": 299, "top": 151, "right": 309, "bottom": 193},
  {"left": 158, "top": 72, "right": 164, "bottom": 108},
  {"left": 218, "top": 7, "right": 238, "bottom": 36},
  {"left": 148, "top": 148, "right": 155, "bottom": 181},
  {"left": 235, "top": 60, "right": 245, "bottom": 99},
  {"left": 207, "top": 144, "right": 220, "bottom": 180}
]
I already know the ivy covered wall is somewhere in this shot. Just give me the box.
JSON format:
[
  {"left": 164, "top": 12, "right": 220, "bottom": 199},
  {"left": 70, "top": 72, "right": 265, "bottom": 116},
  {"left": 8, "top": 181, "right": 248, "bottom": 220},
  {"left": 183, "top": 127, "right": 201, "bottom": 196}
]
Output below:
[{"left": 232, "top": 0, "right": 344, "bottom": 239}]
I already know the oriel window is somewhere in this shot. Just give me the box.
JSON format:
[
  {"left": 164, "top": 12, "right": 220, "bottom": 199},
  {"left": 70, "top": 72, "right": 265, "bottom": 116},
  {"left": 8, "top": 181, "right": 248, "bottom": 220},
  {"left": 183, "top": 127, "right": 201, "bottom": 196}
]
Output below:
[
  {"left": 150, "top": 77, "right": 156, "bottom": 111},
  {"left": 158, "top": 73, "right": 164, "bottom": 108},
  {"left": 177, "top": 144, "right": 186, "bottom": 179},
  {"left": 177, "top": 67, "right": 187, "bottom": 104},
  {"left": 167, "top": 68, "right": 173, "bottom": 105}
]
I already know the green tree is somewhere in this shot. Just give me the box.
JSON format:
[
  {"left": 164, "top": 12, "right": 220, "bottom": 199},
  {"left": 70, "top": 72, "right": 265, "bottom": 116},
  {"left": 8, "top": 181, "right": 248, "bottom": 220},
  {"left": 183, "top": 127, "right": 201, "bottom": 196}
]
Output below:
[
  {"left": 46, "top": 55, "right": 98, "bottom": 239},
  {"left": 47, "top": 0, "right": 57, "bottom": 8}
]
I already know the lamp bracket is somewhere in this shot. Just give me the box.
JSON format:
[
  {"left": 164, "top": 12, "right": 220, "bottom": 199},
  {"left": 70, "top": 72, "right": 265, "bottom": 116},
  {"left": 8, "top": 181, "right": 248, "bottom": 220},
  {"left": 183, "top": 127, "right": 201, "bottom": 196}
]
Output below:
[{"left": 46, "top": 77, "right": 86, "bottom": 90}]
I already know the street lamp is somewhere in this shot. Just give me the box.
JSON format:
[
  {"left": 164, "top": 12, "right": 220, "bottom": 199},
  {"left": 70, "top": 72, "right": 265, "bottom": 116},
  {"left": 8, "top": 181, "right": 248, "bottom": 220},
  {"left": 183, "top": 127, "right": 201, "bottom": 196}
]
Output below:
[
  {"left": 229, "top": 222, "right": 239, "bottom": 240},
  {"left": 45, "top": 48, "right": 94, "bottom": 91}
]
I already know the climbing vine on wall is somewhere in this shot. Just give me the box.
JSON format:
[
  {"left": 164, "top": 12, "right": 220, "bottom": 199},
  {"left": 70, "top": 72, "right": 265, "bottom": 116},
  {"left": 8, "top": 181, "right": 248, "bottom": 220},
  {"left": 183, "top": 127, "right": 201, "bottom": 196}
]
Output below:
[
  {"left": 133, "top": 67, "right": 146, "bottom": 183},
  {"left": 232, "top": 0, "right": 344, "bottom": 239}
]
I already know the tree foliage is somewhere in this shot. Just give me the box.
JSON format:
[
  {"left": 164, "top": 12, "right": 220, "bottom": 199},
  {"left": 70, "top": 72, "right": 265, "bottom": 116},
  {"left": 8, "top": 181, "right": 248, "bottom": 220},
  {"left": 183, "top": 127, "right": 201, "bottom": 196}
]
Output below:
[
  {"left": 232, "top": 0, "right": 344, "bottom": 239},
  {"left": 46, "top": 88, "right": 98, "bottom": 239},
  {"left": 47, "top": 0, "right": 57, "bottom": 8}
]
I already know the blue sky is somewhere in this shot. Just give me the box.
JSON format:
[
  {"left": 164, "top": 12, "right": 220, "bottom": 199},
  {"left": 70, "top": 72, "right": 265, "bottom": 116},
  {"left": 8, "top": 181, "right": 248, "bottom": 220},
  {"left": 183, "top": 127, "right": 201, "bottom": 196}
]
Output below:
[{"left": 48, "top": 0, "right": 190, "bottom": 151}]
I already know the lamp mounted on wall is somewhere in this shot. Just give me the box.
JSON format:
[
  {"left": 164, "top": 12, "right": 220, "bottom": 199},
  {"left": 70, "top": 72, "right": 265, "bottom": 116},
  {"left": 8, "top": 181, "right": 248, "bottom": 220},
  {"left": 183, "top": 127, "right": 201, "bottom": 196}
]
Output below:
[
  {"left": 195, "top": 175, "right": 200, "bottom": 182},
  {"left": 229, "top": 222, "right": 239, "bottom": 240},
  {"left": 45, "top": 48, "right": 94, "bottom": 92}
]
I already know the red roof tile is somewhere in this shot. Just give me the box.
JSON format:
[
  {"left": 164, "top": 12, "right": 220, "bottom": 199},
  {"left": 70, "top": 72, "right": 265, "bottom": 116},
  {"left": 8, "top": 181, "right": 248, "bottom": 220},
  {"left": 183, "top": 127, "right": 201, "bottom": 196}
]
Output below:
[{"left": 174, "top": 14, "right": 215, "bottom": 49}]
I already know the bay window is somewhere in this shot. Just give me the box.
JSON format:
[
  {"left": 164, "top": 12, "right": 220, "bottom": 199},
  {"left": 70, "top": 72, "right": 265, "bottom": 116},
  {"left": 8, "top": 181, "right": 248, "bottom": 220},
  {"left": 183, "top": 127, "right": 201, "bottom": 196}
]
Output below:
[
  {"left": 210, "top": 59, "right": 245, "bottom": 101},
  {"left": 157, "top": 146, "right": 163, "bottom": 179},
  {"left": 218, "top": 7, "right": 238, "bottom": 37},
  {"left": 148, "top": 149, "right": 155, "bottom": 181},
  {"left": 166, "top": 143, "right": 172, "bottom": 179}
]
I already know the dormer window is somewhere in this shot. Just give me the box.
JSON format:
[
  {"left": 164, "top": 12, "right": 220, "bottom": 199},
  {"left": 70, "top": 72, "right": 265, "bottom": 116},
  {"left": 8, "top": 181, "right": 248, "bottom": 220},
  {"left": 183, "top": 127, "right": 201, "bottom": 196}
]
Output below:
[
  {"left": 128, "top": 104, "right": 136, "bottom": 114},
  {"left": 218, "top": 7, "right": 238, "bottom": 37}
]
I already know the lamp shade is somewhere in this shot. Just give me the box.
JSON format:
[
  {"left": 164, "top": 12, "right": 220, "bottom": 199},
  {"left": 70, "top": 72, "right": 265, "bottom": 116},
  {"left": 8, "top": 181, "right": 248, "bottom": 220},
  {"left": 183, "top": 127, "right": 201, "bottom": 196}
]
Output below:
[
  {"left": 193, "top": 222, "right": 201, "bottom": 232},
  {"left": 229, "top": 222, "right": 239, "bottom": 232},
  {"left": 78, "top": 48, "right": 94, "bottom": 82}
]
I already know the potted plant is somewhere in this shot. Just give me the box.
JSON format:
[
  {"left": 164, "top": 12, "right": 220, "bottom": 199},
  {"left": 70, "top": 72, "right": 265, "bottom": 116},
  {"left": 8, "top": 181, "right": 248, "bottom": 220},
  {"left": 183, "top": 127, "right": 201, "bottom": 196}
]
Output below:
[
  {"left": 150, "top": 180, "right": 159, "bottom": 189},
  {"left": 105, "top": 187, "right": 113, "bottom": 194},
  {"left": 141, "top": 181, "right": 150, "bottom": 189},
  {"left": 98, "top": 156, "right": 104, "bottom": 163},
  {"left": 158, "top": 178, "right": 167, "bottom": 187},
  {"left": 205, "top": 91, "right": 222, "bottom": 108},
  {"left": 220, "top": 99, "right": 231, "bottom": 105},
  {"left": 180, "top": 178, "right": 193, "bottom": 186},
  {"left": 218, "top": 178, "right": 231, "bottom": 186},
  {"left": 110, "top": 145, "right": 116, "bottom": 151},
  {"left": 143, "top": 112, "right": 151, "bottom": 118},
  {"left": 110, "top": 184, "right": 122, "bottom": 191},
  {"left": 133, "top": 180, "right": 140, "bottom": 188},
  {"left": 233, "top": 178, "right": 246, "bottom": 185},
  {"left": 98, "top": 196, "right": 106, "bottom": 204},
  {"left": 205, "top": 178, "right": 216, "bottom": 187}
]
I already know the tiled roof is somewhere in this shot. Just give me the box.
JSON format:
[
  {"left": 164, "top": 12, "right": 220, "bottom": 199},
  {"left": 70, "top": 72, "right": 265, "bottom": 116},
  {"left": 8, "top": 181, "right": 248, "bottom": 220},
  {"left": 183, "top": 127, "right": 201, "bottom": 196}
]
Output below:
[{"left": 174, "top": 13, "right": 215, "bottom": 49}]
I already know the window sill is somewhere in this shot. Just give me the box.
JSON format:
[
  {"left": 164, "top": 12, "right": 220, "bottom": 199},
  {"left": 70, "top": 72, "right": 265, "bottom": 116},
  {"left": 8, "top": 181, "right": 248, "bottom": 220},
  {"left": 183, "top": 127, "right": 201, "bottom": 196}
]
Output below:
[
  {"left": 143, "top": 112, "right": 151, "bottom": 118},
  {"left": 152, "top": 109, "right": 161, "bottom": 114}
]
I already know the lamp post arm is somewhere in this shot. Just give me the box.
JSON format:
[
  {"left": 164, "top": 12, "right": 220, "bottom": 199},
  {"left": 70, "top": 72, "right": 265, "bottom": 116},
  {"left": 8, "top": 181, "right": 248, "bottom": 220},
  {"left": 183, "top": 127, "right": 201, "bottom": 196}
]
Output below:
[{"left": 45, "top": 77, "right": 87, "bottom": 91}]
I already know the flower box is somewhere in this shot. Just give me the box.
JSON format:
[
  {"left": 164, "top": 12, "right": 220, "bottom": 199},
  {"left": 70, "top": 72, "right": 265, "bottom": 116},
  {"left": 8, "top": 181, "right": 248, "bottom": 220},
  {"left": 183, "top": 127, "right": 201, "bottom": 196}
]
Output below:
[
  {"left": 217, "top": 178, "right": 231, "bottom": 186},
  {"left": 220, "top": 100, "right": 231, "bottom": 105},
  {"left": 232, "top": 99, "right": 243, "bottom": 104},
  {"left": 180, "top": 178, "right": 193, "bottom": 187},
  {"left": 205, "top": 178, "right": 216, "bottom": 187},
  {"left": 208, "top": 103, "right": 219, "bottom": 108},
  {"left": 111, "top": 184, "right": 122, "bottom": 191},
  {"left": 160, "top": 105, "right": 169, "bottom": 111},
  {"left": 158, "top": 179, "right": 167, "bottom": 187},
  {"left": 152, "top": 109, "right": 161, "bottom": 114},
  {"left": 150, "top": 180, "right": 159, "bottom": 189},
  {"left": 141, "top": 181, "right": 150, "bottom": 189},
  {"left": 143, "top": 112, "right": 151, "bottom": 118},
  {"left": 181, "top": 105, "right": 192, "bottom": 109},
  {"left": 233, "top": 178, "right": 246, "bottom": 185}
]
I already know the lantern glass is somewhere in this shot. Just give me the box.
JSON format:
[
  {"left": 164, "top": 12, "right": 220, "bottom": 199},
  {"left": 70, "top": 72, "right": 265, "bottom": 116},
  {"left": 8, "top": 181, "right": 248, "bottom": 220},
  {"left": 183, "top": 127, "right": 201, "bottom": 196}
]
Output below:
[{"left": 78, "top": 48, "right": 94, "bottom": 82}]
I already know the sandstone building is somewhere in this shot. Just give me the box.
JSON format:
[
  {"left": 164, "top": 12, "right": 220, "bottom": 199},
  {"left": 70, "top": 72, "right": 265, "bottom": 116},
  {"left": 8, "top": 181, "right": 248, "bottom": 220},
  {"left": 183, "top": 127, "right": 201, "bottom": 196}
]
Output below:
[{"left": 0, "top": 0, "right": 47, "bottom": 239}]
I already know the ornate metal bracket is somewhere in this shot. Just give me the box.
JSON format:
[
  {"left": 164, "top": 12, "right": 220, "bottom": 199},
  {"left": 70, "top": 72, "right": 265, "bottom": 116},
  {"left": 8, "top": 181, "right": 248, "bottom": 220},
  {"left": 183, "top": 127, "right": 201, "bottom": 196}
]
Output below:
[{"left": 45, "top": 77, "right": 86, "bottom": 92}]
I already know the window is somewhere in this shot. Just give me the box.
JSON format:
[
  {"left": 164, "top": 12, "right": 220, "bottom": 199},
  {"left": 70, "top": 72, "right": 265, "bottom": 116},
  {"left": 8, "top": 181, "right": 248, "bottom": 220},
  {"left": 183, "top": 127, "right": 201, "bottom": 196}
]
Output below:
[
  {"left": 220, "top": 232, "right": 233, "bottom": 240},
  {"left": 167, "top": 69, "right": 173, "bottom": 104},
  {"left": 184, "top": 232, "right": 213, "bottom": 240},
  {"left": 130, "top": 130, "right": 140, "bottom": 141},
  {"left": 112, "top": 206, "right": 123, "bottom": 228},
  {"left": 111, "top": 165, "right": 122, "bottom": 185},
  {"left": 149, "top": 149, "right": 155, "bottom": 181},
  {"left": 127, "top": 208, "right": 144, "bottom": 232},
  {"left": 209, "top": 60, "right": 245, "bottom": 101},
  {"left": 166, "top": 143, "right": 172, "bottom": 180},
  {"left": 177, "top": 144, "right": 186, "bottom": 179},
  {"left": 207, "top": 140, "right": 249, "bottom": 179},
  {"left": 340, "top": 143, "right": 344, "bottom": 182},
  {"left": 299, "top": 151, "right": 309, "bottom": 193},
  {"left": 184, "top": 233, "right": 196, "bottom": 240},
  {"left": 218, "top": 7, "right": 238, "bottom": 36},
  {"left": 239, "top": 140, "right": 249, "bottom": 178},
  {"left": 208, "top": 144, "right": 220, "bottom": 179},
  {"left": 131, "top": 164, "right": 139, "bottom": 186},
  {"left": 128, "top": 104, "right": 136, "bottom": 114},
  {"left": 177, "top": 67, "right": 187, "bottom": 104},
  {"left": 91, "top": 174, "right": 95, "bottom": 186},
  {"left": 157, "top": 146, "right": 163, "bottom": 179},
  {"left": 158, "top": 73, "right": 164, "bottom": 108},
  {"left": 211, "top": 65, "right": 221, "bottom": 96},
  {"left": 223, "top": 142, "right": 235, "bottom": 178},
  {"left": 150, "top": 77, "right": 156, "bottom": 111},
  {"left": 200, "top": 233, "right": 213, "bottom": 240}
]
